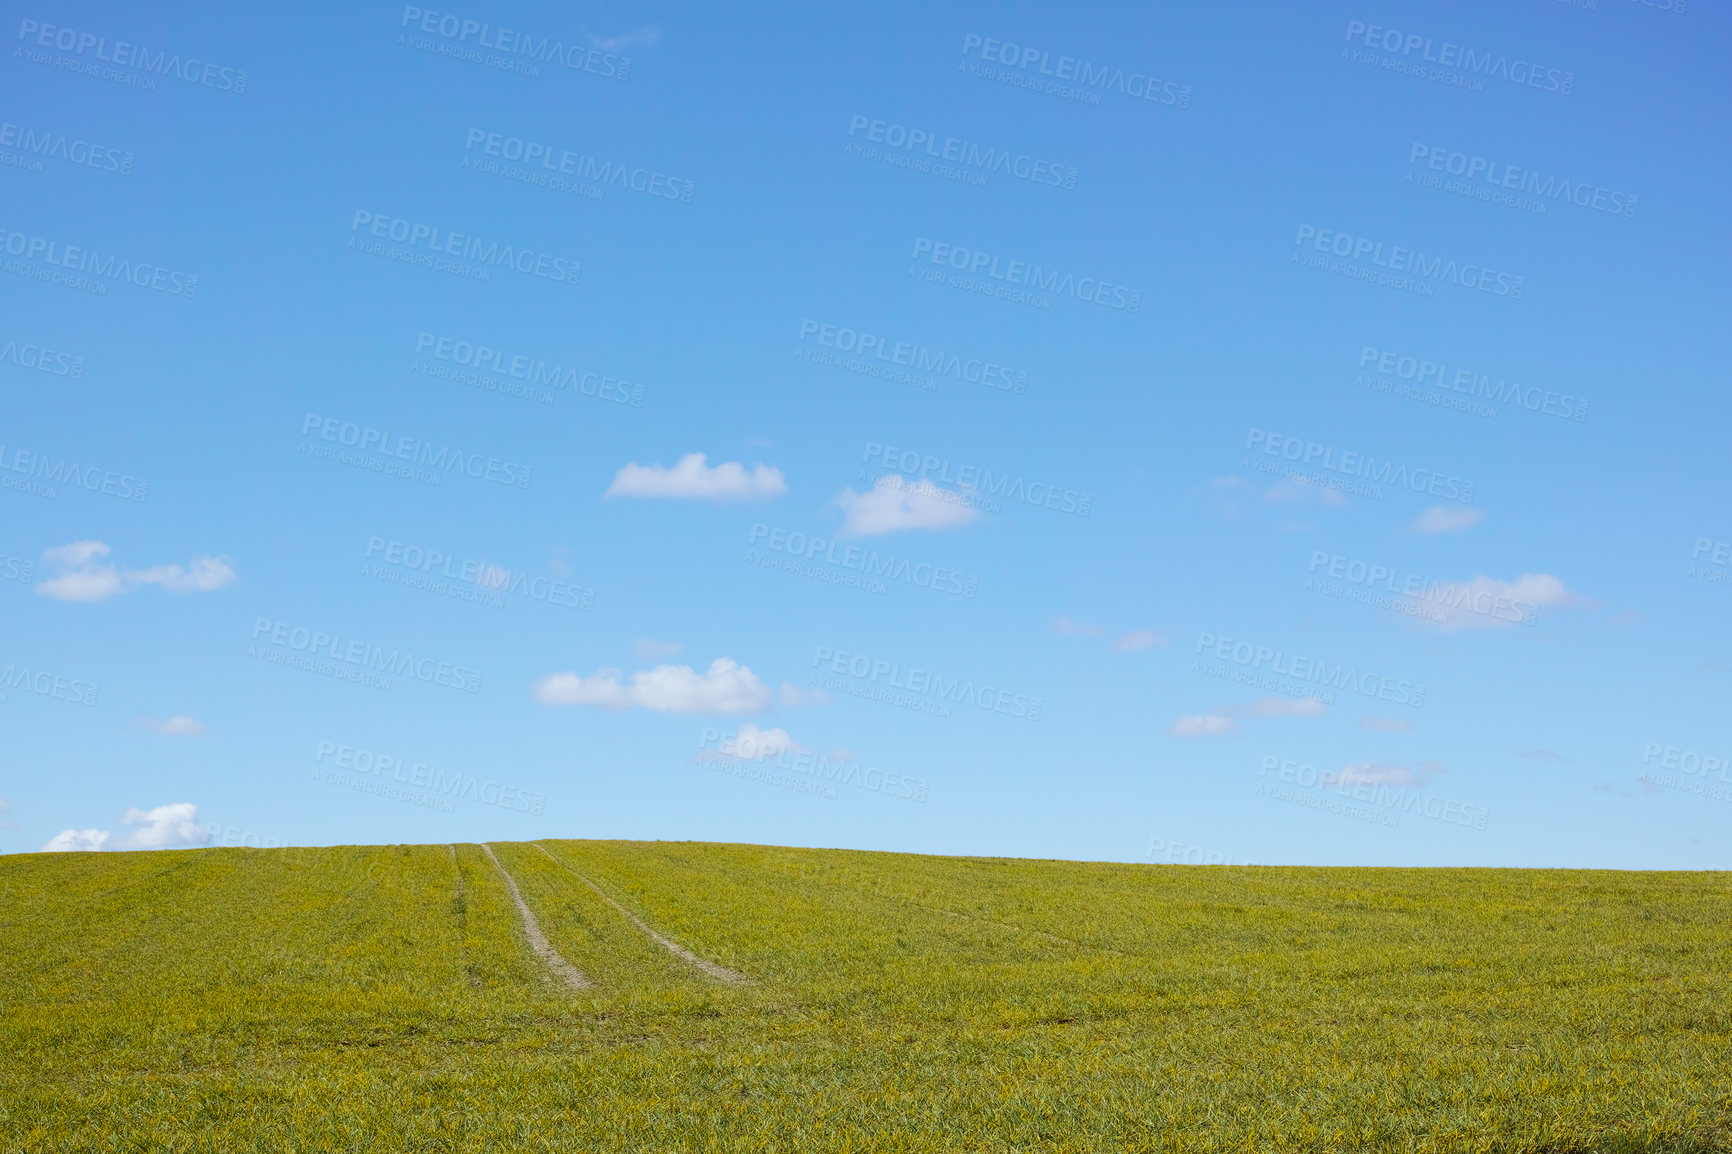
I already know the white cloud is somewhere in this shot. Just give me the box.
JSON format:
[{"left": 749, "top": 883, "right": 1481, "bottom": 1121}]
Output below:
[
  {"left": 1358, "top": 715, "right": 1412, "bottom": 732},
  {"left": 1051, "top": 616, "right": 1103, "bottom": 638},
  {"left": 1337, "top": 761, "right": 1443, "bottom": 789},
  {"left": 42, "top": 827, "right": 112, "bottom": 852},
  {"left": 118, "top": 803, "right": 207, "bottom": 848},
  {"left": 836, "top": 475, "right": 979, "bottom": 537},
  {"left": 1170, "top": 694, "right": 1325, "bottom": 737},
  {"left": 129, "top": 556, "right": 237, "bottom": 593},
  {"left": 712, "top": 723, "right": 802, "bottom": 762},
  {"left": 633, "top": 639, "right": 683, "bottom": 660},
  {"left": 1213, "top": 474, "right": 1347, "bottom": 513},
  {"left": 1169, "top": 714, "right": 1238, "bottom": 737},
  {"left": 534, "top": 658, "right": 772, "bottom": 714},
  {"left": 41, "top": 802, "right": 207, "bottom": 852},
  {"left": 780, "top": 681, "right": 831, "bottom": 707},
  {"left": 605, "top": 453, "right": 786, "bottom": 501},
  {"left": 145, "top": 715, "right": 206, "bottom": 736},
  {"left": 1421, "top": 573, "right": 1584, "bottom": 630},
  {"left": 1413, "top": 506, "right": 1485, "bottom": 534},
  {"left": 1113, "top": 629, "right": 1167, "bottom": 651},
  {"left": 35, "top": 541, "right": 236, "bottom": 602}
]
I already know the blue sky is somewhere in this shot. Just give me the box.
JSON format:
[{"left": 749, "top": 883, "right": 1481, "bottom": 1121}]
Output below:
[{"left": 3, "top": 0, "right": 1728, "bottom": 867}]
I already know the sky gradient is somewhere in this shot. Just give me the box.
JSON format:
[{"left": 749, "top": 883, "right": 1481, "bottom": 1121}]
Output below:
[{"left": 3, "top": 0, "right": 1728, "bottom": 867}]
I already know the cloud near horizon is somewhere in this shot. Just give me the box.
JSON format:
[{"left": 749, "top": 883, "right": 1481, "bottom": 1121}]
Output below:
[{"left": 42, "top": 802, "right": 206, "bottom": 852}]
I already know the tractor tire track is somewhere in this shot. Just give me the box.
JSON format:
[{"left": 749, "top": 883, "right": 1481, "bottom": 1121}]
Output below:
[
  {"left": 481, "top": 843, "right": 592, "bottom": 990},
  {"left": 534, "top": 844, "right": 749, "bottom": 984}
]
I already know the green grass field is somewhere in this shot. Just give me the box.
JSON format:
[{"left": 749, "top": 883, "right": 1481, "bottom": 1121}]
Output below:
[{"left": 2, "top": 841, "right": 1729, "bottom": 1152}]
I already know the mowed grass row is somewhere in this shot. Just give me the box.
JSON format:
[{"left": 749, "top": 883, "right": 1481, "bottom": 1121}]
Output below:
[{"left": 0, "top": 841, "right": 1729, "bottom": 1152}]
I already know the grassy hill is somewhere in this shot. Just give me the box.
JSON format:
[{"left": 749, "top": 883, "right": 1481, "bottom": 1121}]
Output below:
[{"left": 2, "top": 841, "right": 1729, "bottom": 1151}]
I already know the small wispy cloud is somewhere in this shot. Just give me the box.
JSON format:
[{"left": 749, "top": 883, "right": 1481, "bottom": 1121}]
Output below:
[
  {"left": 1169, "top": 714, "right": 1238, "bottom": 738},
  {"left": 704, "top": 723, "right": 802, "bottom": 762},
  {"left": 1358, "top": 715, "right": 1412, "bottom": 732},
  {"left": 586, "top": 24, "right": 659, "bottom": 52},
  {"left": 605, "top": 453, "right": 787, "bottom": 501},
  {"left": 1169, "top": 695, "right": 1325, "bottom": 737},
  {"left": 1113, "top": 629, "right": 1167, "bottom": 652},
  {"left": 36, "top": 542, "right": 236, "bottom": 602},
  {"left": 836, "top": 476, "right": 980, "bottom": 537},
  {"left": 534, "top": 658, "right": 772, "bottom": 714},
  {"left": 1336, "top": 760, "right": 1443, "bottom": 789},
  {"left": 1421, "top": 574, "right": 1586, "bottom": 631},
  {"left": 1413, "top": 506, "right": 1485, "bottom": 534},
  {"left": 779, "top": 681, "right": 831, "bottom": 707},
  {"left": 144, "top": 715, "right": 206, "bottom": 736},
  {"left": 1051, "top": 616, "right": 1103, "bottom": 638}
]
